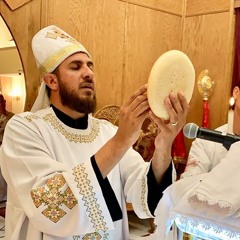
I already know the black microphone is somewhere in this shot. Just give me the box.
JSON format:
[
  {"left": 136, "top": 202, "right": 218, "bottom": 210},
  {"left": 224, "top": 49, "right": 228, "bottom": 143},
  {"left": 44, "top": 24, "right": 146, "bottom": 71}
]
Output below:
[{"left": 183, "top": 123, "right": 240, "bottom": 150}]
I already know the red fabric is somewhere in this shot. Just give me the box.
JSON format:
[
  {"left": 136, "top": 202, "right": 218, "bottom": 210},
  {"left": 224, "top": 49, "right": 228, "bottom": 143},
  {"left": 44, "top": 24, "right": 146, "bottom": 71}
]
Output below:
[
  {"left": 171, "top": 129, "right": 187, "bottom": 178},
  {"left": 232, "top": 8, "right": 240, "bottom": 91},
  {"left": 202, "top": 99, "right": 210, "bottom": 128},
  {"left": 0, "top": 207, "right": 5, "bottom": 218},
  {"left": 171, "top": 129, "right": 186, "bottom": 163}
]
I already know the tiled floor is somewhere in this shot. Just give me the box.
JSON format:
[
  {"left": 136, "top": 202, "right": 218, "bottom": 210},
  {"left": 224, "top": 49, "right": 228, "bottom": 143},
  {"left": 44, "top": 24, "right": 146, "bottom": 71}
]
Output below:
[
  {"left": 0, "top": 216, "right": 4, "bottom": 239},
  {"left": 128, "top": 212, "right": 155, "bottom": 239}
]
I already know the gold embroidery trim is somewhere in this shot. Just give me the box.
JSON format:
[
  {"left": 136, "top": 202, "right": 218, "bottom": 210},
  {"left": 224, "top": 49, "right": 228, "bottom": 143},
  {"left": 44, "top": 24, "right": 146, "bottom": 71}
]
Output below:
[
  {"left": 31, "top": 174, "right": 78, "bottom": 223},
  {"left": 141, "top": 166, "right": 150, "bottom": 216},
  {"left": 73, "top": 232, "right": 109, "bottom": 240},
  {"left": 24, "top": 113, "right": 100, "bottom": 143},
  {"left": 82, "top": 232, "right": 102, "bottom": 240},
  {"left": 73, "top": 163, "right": 107, "bottom": 232},
  {"left": 39, "top": 26, "right": 90, "bottom": 76},
  {"left": 25, "top": 115, "right": 41, "bottom": 122},
  {"left": 39, "top": 44, "right": 88, "bottom": 77},
  {"left": 46, "top": 26, "right": 79, "bottom": 44}
]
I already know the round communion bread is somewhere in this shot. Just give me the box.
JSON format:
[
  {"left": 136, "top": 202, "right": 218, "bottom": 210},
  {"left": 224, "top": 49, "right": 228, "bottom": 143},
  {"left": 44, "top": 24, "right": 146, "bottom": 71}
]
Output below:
[{"left": 147, "top": 50, "right": 195, "bottom": 120}]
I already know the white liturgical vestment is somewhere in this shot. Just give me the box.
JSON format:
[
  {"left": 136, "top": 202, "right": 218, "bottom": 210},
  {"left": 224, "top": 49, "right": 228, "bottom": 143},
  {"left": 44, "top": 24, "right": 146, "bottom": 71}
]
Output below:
[
  {"left": 181, "top": 124, "right": 229, "bottom": 178},
  {"left": 153, "top": 124, "right": 240, "bottom": 240},
  {"left": 0, "top": 107, "right": 155, "bottom": 240}
]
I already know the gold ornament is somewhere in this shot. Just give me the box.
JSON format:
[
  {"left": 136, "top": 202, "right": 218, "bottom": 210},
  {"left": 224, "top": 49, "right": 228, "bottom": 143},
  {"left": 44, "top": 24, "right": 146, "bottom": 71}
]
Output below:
[{"left": 197, "top": 69, "right": 215, "bottom": 100}]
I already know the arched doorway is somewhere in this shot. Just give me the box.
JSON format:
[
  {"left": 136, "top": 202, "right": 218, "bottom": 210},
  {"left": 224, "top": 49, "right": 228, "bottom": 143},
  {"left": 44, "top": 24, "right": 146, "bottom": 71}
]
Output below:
[{"left": 0, "top": 14, "right": 26, "bottom": 114}]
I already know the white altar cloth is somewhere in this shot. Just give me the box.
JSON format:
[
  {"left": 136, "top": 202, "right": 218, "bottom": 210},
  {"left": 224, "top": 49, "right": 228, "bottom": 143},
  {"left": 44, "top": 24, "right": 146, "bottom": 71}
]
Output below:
[{"left": 153, "top": 174, "right": 240, "bottom": 240}]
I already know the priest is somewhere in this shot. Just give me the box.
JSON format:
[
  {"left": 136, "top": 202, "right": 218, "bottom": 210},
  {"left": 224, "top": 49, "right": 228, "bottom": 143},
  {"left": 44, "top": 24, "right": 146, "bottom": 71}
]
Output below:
[{"left": 0, "top": 25, "right": 188, "bottom": 240}]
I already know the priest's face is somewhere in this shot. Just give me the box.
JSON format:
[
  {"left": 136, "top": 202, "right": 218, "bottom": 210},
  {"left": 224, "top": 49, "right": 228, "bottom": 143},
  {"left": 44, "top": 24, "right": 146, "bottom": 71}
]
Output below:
[{"left": 56, "top": 52, "right": 96, "bottom": 114}]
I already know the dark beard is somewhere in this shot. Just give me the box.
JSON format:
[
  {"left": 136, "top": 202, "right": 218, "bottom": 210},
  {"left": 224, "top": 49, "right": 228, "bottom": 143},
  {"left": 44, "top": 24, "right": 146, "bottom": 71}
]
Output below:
[{"left": 58, "top": 80, "right": 96, "bottom": 114}]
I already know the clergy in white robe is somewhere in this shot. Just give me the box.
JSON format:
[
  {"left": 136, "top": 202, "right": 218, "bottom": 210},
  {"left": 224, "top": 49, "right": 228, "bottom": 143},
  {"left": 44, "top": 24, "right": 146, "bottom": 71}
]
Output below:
[
  {"left": 153, "top": 141, "right": 240, "bottom": 240},
  {"left": 181, "top": 124, "right": 229, "bottom": 178},
  {"left": 153, "top": 85, "right": 240, "bottom": 239},
  {"left": 0, "top": 25, "right": 188, "bottom": 240},
  {"left": 182, "top": 84, "right": 240, "bottom": 179},
  {"left": 0, "top": 106, "right": 172, "bottom": 240}
]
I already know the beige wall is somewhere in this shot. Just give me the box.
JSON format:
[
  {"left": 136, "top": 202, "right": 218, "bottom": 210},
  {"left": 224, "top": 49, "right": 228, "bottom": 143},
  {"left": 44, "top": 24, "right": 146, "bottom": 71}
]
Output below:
[
  {"left": 0, "top": 0, "right": 41, "bottom": 110},
  {"left": 0, "top": 48, "right": 22, "bottom": 74},
  {"left": 182, "top": 0, "right": 235, "bottom": 151},
  {"left": 0, "top": 0, "right": 237, "bottom": 154},
  {"left": 40, "top": 0, "right": 184, "bottom": 109}
]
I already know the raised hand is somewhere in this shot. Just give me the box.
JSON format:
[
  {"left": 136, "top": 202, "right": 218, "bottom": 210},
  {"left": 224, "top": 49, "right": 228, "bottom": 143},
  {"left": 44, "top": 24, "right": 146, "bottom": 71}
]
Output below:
[
  {"left": 116, "top": 85, "right": 150, "bottom": 148},
  {"left": 150, "top": 91, "right": 189, "bottom": 183},
  {"left": 150, "top": 91, "right": 188, "bottom": 148}
]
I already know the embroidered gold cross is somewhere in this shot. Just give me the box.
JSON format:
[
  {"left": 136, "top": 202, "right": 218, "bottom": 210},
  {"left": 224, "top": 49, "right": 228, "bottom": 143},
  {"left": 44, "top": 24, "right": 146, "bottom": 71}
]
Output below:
[
  {"left": 45, "top": 26, "right": 78, "bottom": 44},
  {"left": 31, "top": 174, "right": 78, "bottom": 223}
]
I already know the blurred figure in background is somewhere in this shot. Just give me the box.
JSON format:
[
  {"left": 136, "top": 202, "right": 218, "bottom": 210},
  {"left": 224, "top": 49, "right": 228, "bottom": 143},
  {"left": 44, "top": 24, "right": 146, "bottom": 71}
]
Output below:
[
  {"left": 0, "top": 93, "right": 14, "bottom": 145},
  {"left": 0, "top": 93, "right": 14, "bottom": 217},
  {"left": 153, "top": 86, "right": 240, "bottom": 240},
  {"left": 181, "top": 85, "right": 240, "bottom": 178}
]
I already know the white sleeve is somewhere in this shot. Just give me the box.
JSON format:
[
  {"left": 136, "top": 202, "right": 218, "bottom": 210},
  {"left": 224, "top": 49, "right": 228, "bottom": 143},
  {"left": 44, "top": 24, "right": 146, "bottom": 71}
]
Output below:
[
  {"left": 0, "top": 115, "right": 115, "bottom": 237},
  {"left": 120, "top": 149, "right": 153, "bottom": 219},
  {"left": 181, "top": 138, "right": 216, "bottom": 178}
]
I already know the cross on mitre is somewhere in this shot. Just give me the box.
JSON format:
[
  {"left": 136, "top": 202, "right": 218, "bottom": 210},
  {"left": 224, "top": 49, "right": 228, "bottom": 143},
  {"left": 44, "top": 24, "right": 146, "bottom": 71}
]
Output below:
[{"left": 45, "top": 27, "right": 78, "bottom": 44}]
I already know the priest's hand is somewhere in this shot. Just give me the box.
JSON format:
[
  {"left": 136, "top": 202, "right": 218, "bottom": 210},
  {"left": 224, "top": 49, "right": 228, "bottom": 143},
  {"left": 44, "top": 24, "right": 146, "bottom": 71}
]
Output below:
[
  {"left": 150, "top": 91, "right": 189, "bottom": 183},
  {"left": 115, "top": 84, "right": 149, "bottom": 148},
  {"left": 95, "top": 84, "right": 149, "bottom": 178}
]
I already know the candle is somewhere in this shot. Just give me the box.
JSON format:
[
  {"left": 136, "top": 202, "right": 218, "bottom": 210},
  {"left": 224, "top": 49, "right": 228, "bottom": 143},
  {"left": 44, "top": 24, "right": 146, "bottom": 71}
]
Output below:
[{"left": 227, "top": 97, "right": 235, "bottom": 133}]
